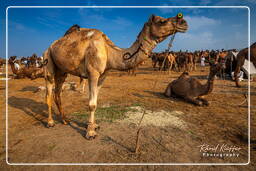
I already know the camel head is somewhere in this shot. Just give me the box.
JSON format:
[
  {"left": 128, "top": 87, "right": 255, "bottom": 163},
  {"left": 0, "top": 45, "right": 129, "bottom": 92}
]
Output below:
[
  {"left": 209, "top": 60, "right": 226, "bottom": 75},
  {"left": 147, "top": 13, "right": 188, "bottom": 42},
  {"left": 8, "top": 56, "right": 17, "bottom": 64}
]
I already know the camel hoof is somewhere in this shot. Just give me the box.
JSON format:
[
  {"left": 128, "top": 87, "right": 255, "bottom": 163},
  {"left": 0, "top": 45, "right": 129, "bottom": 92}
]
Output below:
[
  {"left": 197, "top": 101, "right": 203, "bottom": 106},
  {"left": 46, "top": 122, "right": 55, "bottom": 128},
  {"left": 85, "top": 131, "right": 97, "bottom": 140}
]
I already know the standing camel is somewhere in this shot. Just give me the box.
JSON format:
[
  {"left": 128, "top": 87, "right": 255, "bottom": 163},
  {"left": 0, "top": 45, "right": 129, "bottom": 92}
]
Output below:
[
  {"left": 234, "top": 42, "right": 256, "bottom": 87},
  {"left": 43, "top": 14, "right": 188, "bottom": 139}
]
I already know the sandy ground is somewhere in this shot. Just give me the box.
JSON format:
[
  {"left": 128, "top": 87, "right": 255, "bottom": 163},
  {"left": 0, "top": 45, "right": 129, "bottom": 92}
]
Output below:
[{"left": 0, "top": 61, "right": 256, "bottom": 170}]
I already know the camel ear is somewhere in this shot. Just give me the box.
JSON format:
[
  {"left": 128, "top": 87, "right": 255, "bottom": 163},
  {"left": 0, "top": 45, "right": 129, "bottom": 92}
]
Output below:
[{"left": 149, "top": 14, "right": 156, "bottom": 23}]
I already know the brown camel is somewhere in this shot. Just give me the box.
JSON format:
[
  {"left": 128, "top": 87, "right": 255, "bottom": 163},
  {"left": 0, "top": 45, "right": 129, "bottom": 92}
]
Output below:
[
  {"left": 9, "top": 56, "right": 47, "bottom": 79},
  {"left": 185, "top": 52, "right": 194, "bottom": 71},
  {"left": 166, "top": 52, "right": 176, "bottom": 72},
  {"left": 43, "top": 14, "right": 188, "bottom": 139},
  {"left": 164, "top": 62, "right": 225, "bottom": 106},
  {"left": 234, "top": 42, "right": 256, "bottom": 87}
]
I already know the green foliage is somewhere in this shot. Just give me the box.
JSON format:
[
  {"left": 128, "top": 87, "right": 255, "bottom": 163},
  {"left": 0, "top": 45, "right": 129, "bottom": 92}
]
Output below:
[{"left": 70, "top": 104, "right": 140, "bottom": 123}]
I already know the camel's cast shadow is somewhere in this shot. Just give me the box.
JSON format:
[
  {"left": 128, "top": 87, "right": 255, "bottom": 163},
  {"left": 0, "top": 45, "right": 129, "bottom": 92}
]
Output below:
[
  {"left": 19, "top": 86, "right": 38, "bottom": 92},
  {"left": 8, "top": 96, "right": 49, "bottom": 126},
  {"left": 8, "top": 96, "right": 91, "bottom": 137}
]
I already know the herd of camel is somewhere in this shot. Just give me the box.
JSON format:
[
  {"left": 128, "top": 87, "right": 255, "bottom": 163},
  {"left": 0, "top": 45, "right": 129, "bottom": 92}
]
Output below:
[{"left": 1, "top": 14, "right": 256, "bottom": 139}]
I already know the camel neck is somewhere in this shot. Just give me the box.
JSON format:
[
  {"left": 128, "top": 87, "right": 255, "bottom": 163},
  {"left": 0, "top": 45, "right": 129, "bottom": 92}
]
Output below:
[
  {"left": 9, "top": 62, "right": 18, "bottom": 74},
  {"left": 203, "top": 69, "right": 217, "bottom": 95},
  {"left": 107, "top": 23, "right": 157, "bottom": 70}
]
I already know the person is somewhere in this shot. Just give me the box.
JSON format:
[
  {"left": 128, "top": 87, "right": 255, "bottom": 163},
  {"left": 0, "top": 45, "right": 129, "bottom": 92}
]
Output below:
[{"left": 201, "top": 55, "right": 205, "bottom": 67}]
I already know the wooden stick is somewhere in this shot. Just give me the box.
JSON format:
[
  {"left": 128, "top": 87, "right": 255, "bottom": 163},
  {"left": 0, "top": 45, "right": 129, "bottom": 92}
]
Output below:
[{"left": 134, "top": 109, "right": 146, "bottom": 153}]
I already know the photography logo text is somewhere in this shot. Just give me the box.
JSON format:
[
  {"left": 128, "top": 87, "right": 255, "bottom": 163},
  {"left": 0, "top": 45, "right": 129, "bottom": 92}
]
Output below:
[{"left": 198, "top": 143, "right": 241, "bottom": 158}]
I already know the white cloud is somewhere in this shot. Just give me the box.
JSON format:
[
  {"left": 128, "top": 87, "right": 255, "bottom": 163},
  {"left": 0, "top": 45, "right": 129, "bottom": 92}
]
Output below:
[
  {"left": 9, "top": 21, "right": 25, "bottom": 30},
  {"left": 113, "top": 17, "right": 132, "bottom": 27},
  {"left": 186, "top": 16, "right": 221, "bottom": 30},
  {"left": 199, "top": 0, "right": 212, "bottom": 5},
  {"left": 158, "top": 4, "right": 175, "bottom": 14}
]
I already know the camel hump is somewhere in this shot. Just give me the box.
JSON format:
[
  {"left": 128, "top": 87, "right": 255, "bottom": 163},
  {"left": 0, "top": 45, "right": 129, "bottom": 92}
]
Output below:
[
  {"left": 64, "top": 24, "right": 80, "bottom": 36},
  {"left": 102, "top": 33, "right": 121, "bottom": 50}
]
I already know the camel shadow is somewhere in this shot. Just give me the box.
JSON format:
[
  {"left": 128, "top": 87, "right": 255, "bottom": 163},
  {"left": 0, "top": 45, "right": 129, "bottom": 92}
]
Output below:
[
  {"left": 218, "top": 90, "right": 255, "bottom": 96},
  {"left": 100, "top": 135, "right": 133, "bottom": 152},
  {"left": 8, "top": 96, "right": 49, "bottom": 127},
  {"left": 68, "top": 121, "right": 87, "bottom": 138},
  {"left": 144, "top": 90, "right": 168, "bottom": 100},
  {"left": 19, "top": 86, "right": 38, "bottom": 92}
]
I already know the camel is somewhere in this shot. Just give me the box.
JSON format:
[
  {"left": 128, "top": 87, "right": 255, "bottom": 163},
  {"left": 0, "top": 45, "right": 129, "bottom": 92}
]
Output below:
[
  {"left": 150, "top": 52, "right": 176, "bottom": 71},
  {"left": 9, "top": 56, "right": 47, "bottom": 79},
  {"left": 164, "top": 62, "right": 225, "bottom": 106},
  {"left": 0, "top": 58, "right": 6, "bottom": 68},
  {"left": 43, "top": 14, "right": 188, "bottom": 139},
  {"left": 185, "top": 52, "right": 194, "bottom": 71},
  {"left": 234, "top": 42, "right": 256, "bottom": 87},
  {"left": 176, "top": 51, "right": 187, "bottom": 71},
  {"left": 165, "top": 52, "right": 176, "bottom": 72}
]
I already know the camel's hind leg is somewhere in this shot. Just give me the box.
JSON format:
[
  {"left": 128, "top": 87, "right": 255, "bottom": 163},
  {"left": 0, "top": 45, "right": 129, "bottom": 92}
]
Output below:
[{"left": 54, "top": 71, "right": 68, "bottom": 125}]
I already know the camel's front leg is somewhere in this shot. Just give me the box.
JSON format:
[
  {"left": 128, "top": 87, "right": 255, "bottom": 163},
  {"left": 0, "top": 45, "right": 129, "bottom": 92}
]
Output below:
[
  {"left": 234, "top": 65, "right": 241, "bottom": 88},
  {"left": 86, "top": 73, "right": 100, "bottom": 140},
  {"left": 45, "top": 76, "right": 54, "bottom": 127},
  {"left": 197, "top": 97, "right": 209, "bottom": 106}
]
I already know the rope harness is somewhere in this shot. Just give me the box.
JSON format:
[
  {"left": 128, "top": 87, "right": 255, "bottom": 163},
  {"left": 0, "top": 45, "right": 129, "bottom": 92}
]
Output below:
[{"left": 159, "top": 32, "right": 176, "bottom": 71}]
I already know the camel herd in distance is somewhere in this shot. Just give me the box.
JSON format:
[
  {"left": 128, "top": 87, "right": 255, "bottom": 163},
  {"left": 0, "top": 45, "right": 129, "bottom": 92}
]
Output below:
[{"left": 1, "top": 43, "right": 256, "bottom": 86}]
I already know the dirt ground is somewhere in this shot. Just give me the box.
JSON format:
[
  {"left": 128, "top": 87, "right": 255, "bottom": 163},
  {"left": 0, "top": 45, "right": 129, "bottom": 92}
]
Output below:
[{"left": 0, "top": 61, "right": 256, "bottom": 170}]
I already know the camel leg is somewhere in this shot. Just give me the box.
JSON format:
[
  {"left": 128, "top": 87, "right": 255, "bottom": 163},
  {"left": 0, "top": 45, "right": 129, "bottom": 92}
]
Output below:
[
  {"left": 183, "top": 96, "right": 203, "bottom": 106},
  {"left": 164, "top": 83, "right": 172, "bottom": 97},
  {"left": 78, "top": 77, "right": 86, "bottom": 93},
  {"left": 97, "top": 71, "right": 108, "bottom": 92},
  {"left": 86, "top": 72, "right": 100, "bottom": 140},
  {"left": 54, "top": 71, "right": 68, "bottom": 125},
  {"left": 45, "top": 75, "right": 55, "bottom": 127},
  {"left": 197, "top": 97, "right": 209, "bottom": 106},
  {"left": 234, "top": 65, "right": 241, "bottom": 88}
]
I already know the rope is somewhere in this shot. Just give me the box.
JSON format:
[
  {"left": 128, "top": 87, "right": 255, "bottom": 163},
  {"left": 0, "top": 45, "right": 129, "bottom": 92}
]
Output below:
[{"left": 159, "top": 32, "right": 176, "bottom": 72}]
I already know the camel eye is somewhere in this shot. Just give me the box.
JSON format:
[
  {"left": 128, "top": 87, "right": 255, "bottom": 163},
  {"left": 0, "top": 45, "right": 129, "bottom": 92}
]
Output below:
[
  {"left": 177, "top": 13, "right": 183, "bottom": 19},
  {"left": 159, "top": 20, "right": 167, "bottom": 24}
]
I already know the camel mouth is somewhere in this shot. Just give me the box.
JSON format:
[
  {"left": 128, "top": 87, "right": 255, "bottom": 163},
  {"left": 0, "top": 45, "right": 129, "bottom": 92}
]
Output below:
[
  {"left": 176, "top": 19, "right": 188, "bottom": 33},
  {"left": 176, "top": 26, "right": 188, "bottom": 33}
]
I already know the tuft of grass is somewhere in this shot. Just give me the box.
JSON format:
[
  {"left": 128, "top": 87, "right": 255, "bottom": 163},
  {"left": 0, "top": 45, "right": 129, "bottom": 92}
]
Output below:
[
  {"left": 48, "top": 144, "right": 56, "bottom": 151},
  {"left": 70, "top": 104, "right": 140, "bottom": 123}
]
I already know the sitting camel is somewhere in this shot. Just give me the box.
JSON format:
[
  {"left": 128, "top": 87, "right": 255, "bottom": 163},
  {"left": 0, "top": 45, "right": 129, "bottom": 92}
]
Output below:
[
  {"left": 164, "top": 62, "right": 225, "bottom": 106},
  {"left": 9, "top": 56, "right": 47, "bottom": 79}
]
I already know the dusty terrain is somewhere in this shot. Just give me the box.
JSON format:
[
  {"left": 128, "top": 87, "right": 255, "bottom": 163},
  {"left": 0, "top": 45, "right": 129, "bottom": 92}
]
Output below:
[{"left": 0, "top": 61, "right": 256, "bottom": 170}]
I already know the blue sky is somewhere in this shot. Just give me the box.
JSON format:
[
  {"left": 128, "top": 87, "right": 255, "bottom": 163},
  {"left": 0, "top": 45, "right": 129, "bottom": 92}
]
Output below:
[{"left": 0, "top": 0, "right": 255, "bottom": 58}]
